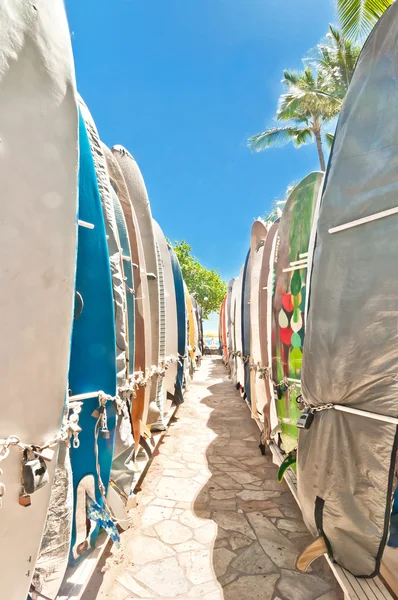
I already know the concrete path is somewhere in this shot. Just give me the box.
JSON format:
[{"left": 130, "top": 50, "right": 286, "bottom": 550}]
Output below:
[{"left": 88, "top": 356, "right": 342, "bottom": 599}]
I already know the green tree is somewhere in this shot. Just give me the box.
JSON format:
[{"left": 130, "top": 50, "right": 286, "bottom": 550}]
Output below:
[
  {"left": 169, "top": 239, "right": 227, "bottom": 319},
  {"left": 337, "top": 0, "right": 391, "bottom": 41},
  {"left": 248, "top": 68, "right": 340, "bottom": 170}
]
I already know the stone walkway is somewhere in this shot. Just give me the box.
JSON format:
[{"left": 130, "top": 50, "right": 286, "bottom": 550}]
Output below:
[{"left": 88, "top": 356, "right": 343, "bottom": 600}]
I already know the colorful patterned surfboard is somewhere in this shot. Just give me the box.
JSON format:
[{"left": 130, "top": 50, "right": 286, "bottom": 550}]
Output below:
[{"left": 270, "top": 172, "right": 323, "bottom": 452}]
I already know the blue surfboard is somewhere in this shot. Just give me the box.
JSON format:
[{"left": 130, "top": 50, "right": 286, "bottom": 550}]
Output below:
[
  {"left": 241, "top": 249, "right": 251, "bottom": 404},
  {"left": 169, "top": 246, "right": 186, "bottom": 404},
  {"left": 68, "top": 111, "right": 117, "bottom": 565}
]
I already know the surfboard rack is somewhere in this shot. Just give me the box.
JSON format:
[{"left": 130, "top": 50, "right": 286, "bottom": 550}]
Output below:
[
  {"left": 77, "top": 219, "right": 94, "bottom": 230},
  {"left": 329, "top": 207, "right": 398, "bottom": 235},
  {"left": 240, "top": 389, "right": 395, "bottom": 600},
  {"left": 282, "top": 264, "right": 308, "bottom": 273},
  {"left": 58, "top": 397, "right": 180, "bottom": 600},
  {"left": 68, "top": 391, "right": 101, "bottom": 402}
]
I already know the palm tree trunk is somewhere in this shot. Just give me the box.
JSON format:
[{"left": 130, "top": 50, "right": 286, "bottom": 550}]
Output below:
[{"left": 314, "top": 129, "right": 326, "bottom": 171}]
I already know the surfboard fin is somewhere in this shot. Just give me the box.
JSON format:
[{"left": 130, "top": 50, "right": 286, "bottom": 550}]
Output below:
[
  {"left": 277, "top": 453, "right": 296, "bottom": 482},
  {"left": 295, "top": 536, "right": 327, "bottom": 572}
]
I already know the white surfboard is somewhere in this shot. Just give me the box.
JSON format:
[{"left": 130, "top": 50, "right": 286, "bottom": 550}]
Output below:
[
  {"left": 229, "top": 280, "right": 238, "bottom": 384},
  {"left": 112, "top": 146, "right": 153, "bottom": 427},
  {"left": 0, "top": 2, "right": 78, "bottom": 598},
  {"left": 250, "top": 220, "right": 268, "bottom": 420},
  {"left": 153, "top": 221, "right": 178, "bottom": 404},
  {"left": 235, "top": 267, "right": 245, "bottom": 391}
]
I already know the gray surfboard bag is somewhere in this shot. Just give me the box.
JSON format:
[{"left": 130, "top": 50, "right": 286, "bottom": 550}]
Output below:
[{"left": 298, "top": 4, "right": 398, "bottom": 577}]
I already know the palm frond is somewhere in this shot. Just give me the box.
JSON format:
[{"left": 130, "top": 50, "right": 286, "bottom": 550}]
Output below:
[
  {"left": 295, "top": 128, "right": 313, "bottom": 147},
  {"left": 248, "top": 126, "right": 309, "bottom": 152},
  {"left": 337, "top": 0, "right": 392, "bottom": 41},
  {"left": 324, "top": 132, "right": 335, "bottom": 149},
  {"left": 282, "top": 70, "right": 301, "bottom": 85}
]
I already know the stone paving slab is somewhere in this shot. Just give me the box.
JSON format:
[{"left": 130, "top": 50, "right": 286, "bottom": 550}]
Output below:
[{"left": 84, "top": 357, "right": 343, "bottom": 600}]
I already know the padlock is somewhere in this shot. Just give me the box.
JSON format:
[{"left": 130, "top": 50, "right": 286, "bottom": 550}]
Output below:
[
  {"left": 100, "top": 426, "right": 110, "bottom": 439},
  {"left": 296, "top": 408, "right": 315, "bottom": 430},
  {"left": 22, "top": 448, "right": 49, "bottom": 494},
  {"left": 92, "top": 404, "right": 104, "bottom": 419},
  {"left": 33, "top": 447, "right": 55, "bottom": 463}
]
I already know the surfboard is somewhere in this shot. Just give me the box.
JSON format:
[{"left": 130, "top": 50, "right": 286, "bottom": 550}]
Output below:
[
  {"left": 104, "top": 148, "right": 135, "bottom": 381},
  {"left": 154, "top": 237, "right": 167, "bottom": 419},
  {"left": 0, "top": 2, "right": 78, "bottom": 598},
  {"left": 259, "top": 221, "right": 279, "bottom": 440},
  {"left": 108, "top": 185, "right": 138, "bottom": 503},
  {"left": 241, "top": 250, "right": 252, "bottom": 404},
  {"left": 78, "top": 100, "right": 127, "bottom": 390},
  {"left": 112, "top": 147, "right": 164, "bottom": 431},
  {"left": 298, "top": 4, "right": 398, "bottom": 577},
  {"left": 218, "top": 301, "right": 224, "bottom": 359},
  {"left": 249, "top": 220, "right": 268, "bottom": 420},
  {"left": 68, "top": 111, "right": 117, "bottom": 565},
  {"left": 235, "top": 267, "right": 245, "bottom": 392},
  {"left": 169, "top": 246, "right": 187, "bottom": 404},
  {"left": 229, "top": 279, "right": 238, "bottom": 384},
  {"left": 198, "top": 304, "right": 204, "bottom": 357},
  {"left": 221, "top": 296, "right": 228, "bottom": 365},
  {"left": 153, "top": 221, "right": 179, "bottom": 403},
  {"left": 111, "top": 146, "right": 152, "bottom": 439},
  {"left": 270, "top": 172, "right": 323, "bottom": 453},
  {"left": 191, "top": 295, "right": 202, "bottom": 366},
  {"left": 185, "top": 284, "right": 196, "bottom": 380},
  {"left": 226, "top": 279, "right": 235, "bottom": 364}
]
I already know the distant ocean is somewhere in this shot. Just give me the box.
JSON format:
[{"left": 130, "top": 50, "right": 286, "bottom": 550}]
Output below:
[{"left": 204, "top": 336, "right": 219, "bottom": 348}]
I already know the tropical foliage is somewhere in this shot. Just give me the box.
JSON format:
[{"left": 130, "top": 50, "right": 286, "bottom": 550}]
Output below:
[
  {"left": 169, "top": 239, "right": 227, "bottom": 319},
  {"left": 306, "top": 25, "right": 361, "bottom": 102},
  {"left": 248, "top": 26, "right": 361, "bottom": 170},
  {"left": 337, "top": 0, "right": 391, "bottom": 40},
  {"left": 264, "top": 181, "right": 298, "bottom": 225}
]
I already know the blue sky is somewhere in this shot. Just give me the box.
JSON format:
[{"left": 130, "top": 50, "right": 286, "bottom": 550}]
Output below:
[{"left": 66, "top": 0, "right": 335, "bottom": 331}]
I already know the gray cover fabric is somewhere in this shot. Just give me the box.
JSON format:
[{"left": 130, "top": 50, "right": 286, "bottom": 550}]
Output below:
[
  {"left": 298, "top": 3, "right": 398, "bottom": 577},
  {"left": 32, "top": 444, "right": 73, "bottom": 598}
]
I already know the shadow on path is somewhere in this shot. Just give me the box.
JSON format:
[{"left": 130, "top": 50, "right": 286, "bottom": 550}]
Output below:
[{"left": 193, "top": 358, "right": 342, "bottom": 600}]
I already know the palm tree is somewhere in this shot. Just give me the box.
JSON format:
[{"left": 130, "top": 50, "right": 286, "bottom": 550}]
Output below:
[
  {"left": 248, "top": 68, "right": 340, "bottom": 171},
  {"left": 306, "top": 25, "right": 361, "bottom": 101},
  {"left": 337, "top": 0, "right": 391, "bottom": 40}
]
